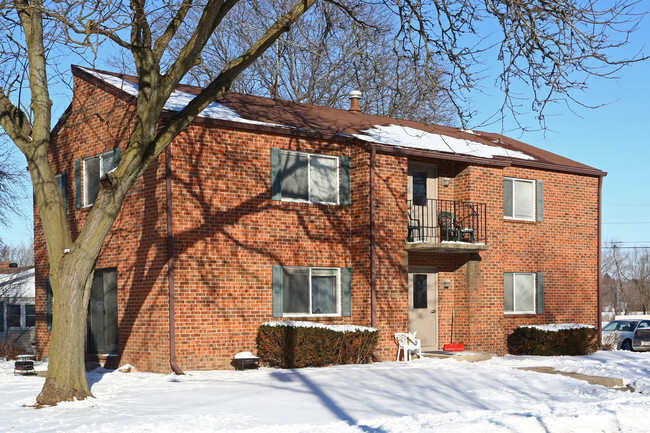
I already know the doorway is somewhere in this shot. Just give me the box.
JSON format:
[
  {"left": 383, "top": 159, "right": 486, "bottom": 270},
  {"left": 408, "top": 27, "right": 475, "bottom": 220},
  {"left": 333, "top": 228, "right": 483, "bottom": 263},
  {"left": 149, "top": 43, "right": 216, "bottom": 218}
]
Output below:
[
  {"left": 408, "top": 267, "right": 438, "bottom": 351},
  {"left": 87, "top": 268, "right": 118, "bottom": 354}
]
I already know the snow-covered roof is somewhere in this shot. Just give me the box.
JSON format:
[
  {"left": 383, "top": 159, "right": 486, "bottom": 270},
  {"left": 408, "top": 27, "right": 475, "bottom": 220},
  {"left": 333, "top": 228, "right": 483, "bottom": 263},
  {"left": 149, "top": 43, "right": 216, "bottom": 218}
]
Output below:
[
  {"left": 83, "top": 69, "right": 284, "bottom": 129},
  {"left": 71, "top": 66, "right": 604, "bottom": 176},
  {"left": 353, "top": 124, "right": 535, "bottom": 160},
  {"left": 0, "top": 267, "right": 35, "bottom": 299}
]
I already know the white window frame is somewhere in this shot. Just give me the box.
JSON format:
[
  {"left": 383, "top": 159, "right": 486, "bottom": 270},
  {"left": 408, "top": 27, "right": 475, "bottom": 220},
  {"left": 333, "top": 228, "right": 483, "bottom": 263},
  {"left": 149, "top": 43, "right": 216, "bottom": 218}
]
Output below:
[
  {"left": 504, "top": 177, "right": 536, "bottom": 221},
  {"left": 504, "top": 272, "right": 536, "bottom": 314},
  {"left": 83, "top": 150, "right": 117, "bottom": 207},
  {"left": 280, "top": 150, "right": 340, "bottom": 205},
  {"left": 282, "top": 267, "right": 341, "bottom": 317},
  {"left": 4, "top": 303, "right": 35, "bottom": 330}
]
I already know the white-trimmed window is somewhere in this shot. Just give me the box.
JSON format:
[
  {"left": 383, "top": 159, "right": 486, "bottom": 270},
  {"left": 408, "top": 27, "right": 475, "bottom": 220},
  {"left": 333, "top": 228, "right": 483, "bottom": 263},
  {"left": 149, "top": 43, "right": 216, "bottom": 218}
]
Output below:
[
  {"left": 272, "top": 266, "right": 352, "bottom": 317},
  {"left": 271, "top": 148, "right": 350, "bottom": 206},
  {"left": 282, "top": 267, "right": 340, "bottom": 316},
  {"left": 4, "top": 303, "right": 35, "bottom": 329},
  {"left": 504, "top": 178, "right": 535, "bottom": 220},
  {"left": 280, "top": 151, "right": 339, "bottom": 204},
  {"left": 84, "top": 150, "right": 118, "bottom": 206},
  {"left": 504, "top": 272, "right": 540, "bottom": 314}
]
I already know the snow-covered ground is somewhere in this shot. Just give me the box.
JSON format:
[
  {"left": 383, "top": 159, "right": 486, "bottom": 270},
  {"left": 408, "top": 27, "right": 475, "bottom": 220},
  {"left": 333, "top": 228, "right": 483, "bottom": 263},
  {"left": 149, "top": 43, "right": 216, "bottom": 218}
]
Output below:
[{"left": 2, "top": 351, "right": 650, "bottom": 433}]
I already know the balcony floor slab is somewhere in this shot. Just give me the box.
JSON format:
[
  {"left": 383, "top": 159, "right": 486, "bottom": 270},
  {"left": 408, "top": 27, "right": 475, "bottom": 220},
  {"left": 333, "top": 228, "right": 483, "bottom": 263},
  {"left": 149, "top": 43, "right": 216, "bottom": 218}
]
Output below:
[{"left": 405, "top": 242, "right": 490, "bottom": 253}]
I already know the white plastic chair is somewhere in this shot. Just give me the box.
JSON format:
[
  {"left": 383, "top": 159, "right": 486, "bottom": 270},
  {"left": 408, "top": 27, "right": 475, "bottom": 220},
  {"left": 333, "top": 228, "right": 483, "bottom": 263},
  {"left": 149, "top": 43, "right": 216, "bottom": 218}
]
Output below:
[{"left": 395, "top": 332, "right": 423, "bottom": 361}]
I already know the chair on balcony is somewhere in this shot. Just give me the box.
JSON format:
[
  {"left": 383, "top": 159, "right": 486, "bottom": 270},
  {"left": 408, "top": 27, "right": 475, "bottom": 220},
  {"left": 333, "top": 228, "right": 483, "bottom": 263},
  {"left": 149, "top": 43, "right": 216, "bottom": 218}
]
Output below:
[
  {"left": 407, "top": 210, "right": 423, "bottom": 242},
  {"left": 438, "top": 211, "right": 460, "bottom": 241},
  {"left": 439, "top": 211, "right": 476, "bottom": 243}
]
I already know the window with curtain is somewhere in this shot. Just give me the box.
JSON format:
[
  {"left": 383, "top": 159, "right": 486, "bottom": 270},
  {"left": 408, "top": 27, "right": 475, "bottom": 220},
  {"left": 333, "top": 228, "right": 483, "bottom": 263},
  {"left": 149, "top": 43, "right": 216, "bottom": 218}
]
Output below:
[
  {"left": 504, "top": 272, "right": 536, "bottom": 313},
  {"left": 84, "top": 150, "right": 118, "bottom": 206},
  {"left": 282, "top": 267, "right": 340, "bottom": 316},
  {"left": 4, "top": 304, "right": 35, "bottom": 329},
  {"left": 280, "top": 151, "right": 339, "bottom": 204},
  {"left": 504, "top": 178, "right": 535, "bottom": 220}
]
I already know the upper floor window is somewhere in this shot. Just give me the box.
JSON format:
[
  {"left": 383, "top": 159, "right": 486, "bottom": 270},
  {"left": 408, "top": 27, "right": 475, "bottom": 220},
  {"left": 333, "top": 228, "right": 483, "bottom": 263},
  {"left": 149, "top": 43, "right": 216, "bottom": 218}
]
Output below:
[
  {"left": 55, "top": 172, "right": 67, "bottom": 212},
  {"left": 282, "top": 151, "right": 338, "bottom": 204},
  {"left": 84, "top": 150, "right": 118, "bottom": 206},
  {"left": 271, "top": 148, "right": 350, "bottom": 205},
  {"left": 504, "top": 178, "right": 536, "bottom": 220}
]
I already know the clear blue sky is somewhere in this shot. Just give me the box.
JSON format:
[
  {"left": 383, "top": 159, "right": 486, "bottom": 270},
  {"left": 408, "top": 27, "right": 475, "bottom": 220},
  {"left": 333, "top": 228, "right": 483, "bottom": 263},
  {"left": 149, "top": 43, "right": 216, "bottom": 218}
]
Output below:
[{"left": 1, "top": 9, "right": 649, "bottom": 249}]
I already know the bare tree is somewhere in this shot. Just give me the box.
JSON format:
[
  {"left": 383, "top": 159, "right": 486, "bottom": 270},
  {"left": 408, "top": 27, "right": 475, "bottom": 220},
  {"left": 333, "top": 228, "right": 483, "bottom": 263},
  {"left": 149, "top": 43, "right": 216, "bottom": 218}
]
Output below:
[
  {"left": 0, "top": 0, "right": 646, "bottom": 406},
  {"left": 602, "top": 243, "right": 631, "bottom": 315},
  {"left": 629, "top": 248, "right": 650, "bottom": 314},
  {"left": 0, "top": 140, "right": 28, "bottom": 239},
  {"left": 164, "top": 0, "right": 457, "bottom": 124},
  {"left": 0, "top": 239, "right": 35, "bottom": 267},
  {"left": 602, "top": 243, "right": 650, "bottom": 316}
]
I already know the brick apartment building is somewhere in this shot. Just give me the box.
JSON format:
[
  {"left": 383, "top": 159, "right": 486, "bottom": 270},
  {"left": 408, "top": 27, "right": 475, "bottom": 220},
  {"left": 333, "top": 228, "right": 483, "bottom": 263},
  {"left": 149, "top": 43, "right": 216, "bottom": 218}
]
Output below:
[{"left": 34, "top": 66, "right": 604, "bottom": 372}]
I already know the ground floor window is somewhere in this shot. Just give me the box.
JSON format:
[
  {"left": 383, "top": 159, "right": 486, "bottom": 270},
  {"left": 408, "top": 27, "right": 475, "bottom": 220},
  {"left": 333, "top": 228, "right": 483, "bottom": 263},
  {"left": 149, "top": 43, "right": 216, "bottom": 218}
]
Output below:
[
  {"left": 2, "top": 303, "right": 36, "bottom": 330},
  {"left": 284, "top": 267, "right": 339, "bottom": 315},
  {"left": 504, "top": 272, "right": 537, "bottom": 314},
  {"left": 273, "top": 266, "right": 351, "bottom": 317}
]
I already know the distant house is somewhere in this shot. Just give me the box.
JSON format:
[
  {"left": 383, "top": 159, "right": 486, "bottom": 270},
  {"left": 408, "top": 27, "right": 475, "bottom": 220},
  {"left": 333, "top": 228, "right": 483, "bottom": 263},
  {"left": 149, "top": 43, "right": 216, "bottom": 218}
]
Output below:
[
  {"left": 0, "top": 263, "right": 35, "bottom": 353},
  {"left": 34, "top": 66, "right": 605, "bottom": 372}
]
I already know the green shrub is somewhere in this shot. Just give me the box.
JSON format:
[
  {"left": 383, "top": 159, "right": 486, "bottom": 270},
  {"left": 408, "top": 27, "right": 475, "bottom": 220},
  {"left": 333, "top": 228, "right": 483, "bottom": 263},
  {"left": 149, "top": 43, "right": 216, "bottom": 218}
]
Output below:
[
  {"left": 507, "top": 325, "right": 598, "bottom": 356},
  {"left": 257, "top": 322, "right": 379, "bottom": 368}
]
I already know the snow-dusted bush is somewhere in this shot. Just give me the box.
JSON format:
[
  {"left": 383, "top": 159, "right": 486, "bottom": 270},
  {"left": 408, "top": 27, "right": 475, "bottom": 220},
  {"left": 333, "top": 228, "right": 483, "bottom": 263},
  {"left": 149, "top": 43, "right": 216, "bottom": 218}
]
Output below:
[
  {"left": 507, "top": 324, "right": 598, "bottom": 356},
  {"left": 257, "top": 321, "right": 379, "bottom": 368}
]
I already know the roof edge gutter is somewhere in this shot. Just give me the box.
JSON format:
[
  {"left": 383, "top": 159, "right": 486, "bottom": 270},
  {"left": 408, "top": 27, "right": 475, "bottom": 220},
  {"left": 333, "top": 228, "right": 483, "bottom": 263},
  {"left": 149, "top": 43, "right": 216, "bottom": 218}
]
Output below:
[{"left": 166, "top": 145, "right": 184, "bottom": 375}]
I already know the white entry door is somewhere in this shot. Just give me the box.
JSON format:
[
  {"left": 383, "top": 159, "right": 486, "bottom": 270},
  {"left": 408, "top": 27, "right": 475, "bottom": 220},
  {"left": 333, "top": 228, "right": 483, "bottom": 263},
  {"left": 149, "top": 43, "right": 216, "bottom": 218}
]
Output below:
[{"left": 408, "top": 267, "right": 438, "bottom": 351}]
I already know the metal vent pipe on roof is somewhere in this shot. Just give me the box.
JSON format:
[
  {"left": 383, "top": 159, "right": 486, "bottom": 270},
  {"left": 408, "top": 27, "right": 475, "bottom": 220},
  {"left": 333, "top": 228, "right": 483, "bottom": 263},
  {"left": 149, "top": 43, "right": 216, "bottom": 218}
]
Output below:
[{"left": 348, "top": 90, "right": 362, "bottom": 113}]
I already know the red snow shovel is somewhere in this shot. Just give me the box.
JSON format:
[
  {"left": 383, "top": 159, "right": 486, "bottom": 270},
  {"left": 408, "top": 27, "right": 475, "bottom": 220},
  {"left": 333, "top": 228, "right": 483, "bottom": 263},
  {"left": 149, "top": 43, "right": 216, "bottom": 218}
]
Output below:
[{"left": 443, "top": 309, "right": 465, "bottom": 352}]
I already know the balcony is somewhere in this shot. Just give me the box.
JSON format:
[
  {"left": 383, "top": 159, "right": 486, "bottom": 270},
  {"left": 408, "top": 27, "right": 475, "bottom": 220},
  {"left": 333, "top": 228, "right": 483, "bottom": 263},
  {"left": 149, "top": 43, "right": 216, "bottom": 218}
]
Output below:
[{"left": 406, "top": 199, "right": 489, "bottom": 253}]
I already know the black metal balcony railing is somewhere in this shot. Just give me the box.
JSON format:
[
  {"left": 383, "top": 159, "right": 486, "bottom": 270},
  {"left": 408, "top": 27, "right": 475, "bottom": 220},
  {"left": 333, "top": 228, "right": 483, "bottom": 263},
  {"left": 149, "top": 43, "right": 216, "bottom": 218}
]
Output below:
[{"left": 407, "top": 199, "right": 487, "bottom": 244}]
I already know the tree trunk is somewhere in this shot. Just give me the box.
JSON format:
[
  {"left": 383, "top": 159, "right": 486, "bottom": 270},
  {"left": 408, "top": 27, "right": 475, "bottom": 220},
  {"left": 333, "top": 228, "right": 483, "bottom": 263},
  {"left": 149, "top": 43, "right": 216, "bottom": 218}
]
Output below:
[{"left": 36, "top": 269, "right": 94, "bottom": 405}]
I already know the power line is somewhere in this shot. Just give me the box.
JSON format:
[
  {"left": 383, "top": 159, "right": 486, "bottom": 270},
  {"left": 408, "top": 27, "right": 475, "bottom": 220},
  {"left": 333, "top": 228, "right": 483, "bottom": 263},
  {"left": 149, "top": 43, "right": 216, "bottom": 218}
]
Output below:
[
  {"left": 604, "top": 204, "right": 650, "bottom": 206},
  {"left": 603, "top": 222, "right": 650, "bottom": 225},
  {"left": 602, "top": 246, "right": 650, "bottom": 249}
]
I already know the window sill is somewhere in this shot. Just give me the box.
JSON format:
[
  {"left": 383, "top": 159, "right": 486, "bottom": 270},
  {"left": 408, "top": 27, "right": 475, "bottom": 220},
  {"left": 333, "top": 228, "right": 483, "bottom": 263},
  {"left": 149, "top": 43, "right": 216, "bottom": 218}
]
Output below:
[
  {"left": 282, "top": 313, "right": 342, "bottom": 318},
  {"left": 504, "top": 312, "right": 537, "bottom": 315},
  {"left": 503, "top": 217, "right": 536, "bottom": 222},
  {"left": 279, "top": 198, "right": 340, "bottom": 206}
]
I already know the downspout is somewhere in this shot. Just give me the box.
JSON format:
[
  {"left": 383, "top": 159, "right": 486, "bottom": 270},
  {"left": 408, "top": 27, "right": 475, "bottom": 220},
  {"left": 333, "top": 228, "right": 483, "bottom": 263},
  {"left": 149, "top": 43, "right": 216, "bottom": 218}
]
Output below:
[
  {"left": 166, "top": 145, "right": 184, "bottom": 375},
  {"left": 370, "top": 146, "right": 377, "bottom": 327},
  {"left": 597, "top": 174, "right": 603, "bottom": 348}
]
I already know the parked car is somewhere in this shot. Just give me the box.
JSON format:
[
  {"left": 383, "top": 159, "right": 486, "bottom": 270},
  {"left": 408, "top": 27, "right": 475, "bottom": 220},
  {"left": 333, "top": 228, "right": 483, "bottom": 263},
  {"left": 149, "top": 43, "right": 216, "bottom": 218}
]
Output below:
[{"left": 601, "top": 319, "right": 650, "bottom": 351}]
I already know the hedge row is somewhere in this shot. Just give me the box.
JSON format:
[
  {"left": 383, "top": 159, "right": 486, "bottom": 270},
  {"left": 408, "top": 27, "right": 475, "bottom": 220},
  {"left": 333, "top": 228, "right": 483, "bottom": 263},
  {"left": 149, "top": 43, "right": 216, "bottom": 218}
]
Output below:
[
  {"left": 507, "top": 326, "right": 598, "bottom": 356},
  {"left": 256, "top": 323, "right": 379, "bottom": 368}
]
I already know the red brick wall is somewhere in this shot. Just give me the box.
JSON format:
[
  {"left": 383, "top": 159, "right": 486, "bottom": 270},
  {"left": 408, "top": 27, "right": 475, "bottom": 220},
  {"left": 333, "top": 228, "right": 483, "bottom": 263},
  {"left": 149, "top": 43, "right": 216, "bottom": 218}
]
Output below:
[
  {"left": 35, "top": 76, "right": 172, "bottom": 372},
  {"left": 407, "top": 161, "right": 600, "bottom": 354},
  {"left": 35, "top": 74, "right": 600, "bottom": 371}
]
